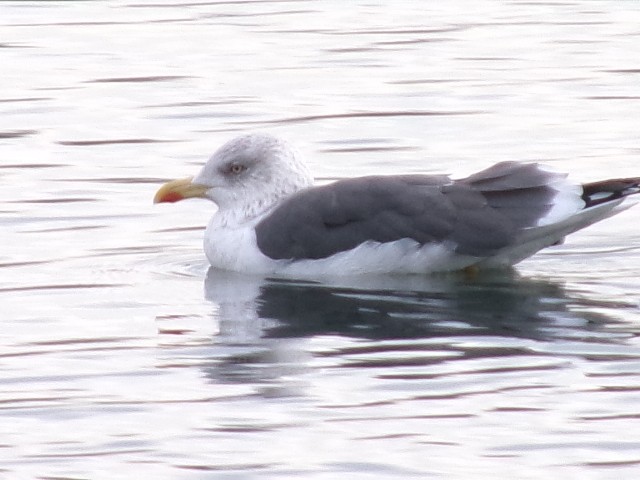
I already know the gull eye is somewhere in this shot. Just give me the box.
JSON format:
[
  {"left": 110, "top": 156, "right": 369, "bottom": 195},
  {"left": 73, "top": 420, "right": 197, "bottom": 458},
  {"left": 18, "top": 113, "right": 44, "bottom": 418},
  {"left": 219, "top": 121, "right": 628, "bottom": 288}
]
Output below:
[{"left": 227, "top": 163, "right": 247, "bottom": 175}]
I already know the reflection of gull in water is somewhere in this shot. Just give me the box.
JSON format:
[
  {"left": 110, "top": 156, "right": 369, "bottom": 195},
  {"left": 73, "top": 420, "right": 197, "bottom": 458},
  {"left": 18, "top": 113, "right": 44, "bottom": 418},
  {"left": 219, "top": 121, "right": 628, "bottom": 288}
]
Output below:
[
  {"left": 204, "top": 268, "right": 616, "bottom": 341},
  {"left": 201, "top": 269, "right": 627, "bottom": 388}
]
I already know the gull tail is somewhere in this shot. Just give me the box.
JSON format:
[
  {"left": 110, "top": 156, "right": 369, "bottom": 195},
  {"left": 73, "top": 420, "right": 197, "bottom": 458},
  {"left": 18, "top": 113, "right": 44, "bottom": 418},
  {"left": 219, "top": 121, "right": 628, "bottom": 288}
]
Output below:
[{"left": 479, "top": 175, "right": 640, "bottom": 268}]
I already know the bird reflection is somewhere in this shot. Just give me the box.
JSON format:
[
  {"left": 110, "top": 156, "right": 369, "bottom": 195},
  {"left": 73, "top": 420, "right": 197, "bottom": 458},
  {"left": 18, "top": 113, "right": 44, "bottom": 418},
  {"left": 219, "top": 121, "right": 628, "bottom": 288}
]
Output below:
[
  {"left": 200, "top": 268, "right": 623, "bottom": 390},
  {"left": 204, "top": 268, "right": 613, "bottom": 341}
]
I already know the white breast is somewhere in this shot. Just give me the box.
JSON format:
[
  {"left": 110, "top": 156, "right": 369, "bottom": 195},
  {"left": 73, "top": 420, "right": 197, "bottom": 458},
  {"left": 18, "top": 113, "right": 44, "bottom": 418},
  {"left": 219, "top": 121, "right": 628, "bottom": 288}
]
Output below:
[{"left": 203, "top": 216, "right": 277, "bottom": 273}]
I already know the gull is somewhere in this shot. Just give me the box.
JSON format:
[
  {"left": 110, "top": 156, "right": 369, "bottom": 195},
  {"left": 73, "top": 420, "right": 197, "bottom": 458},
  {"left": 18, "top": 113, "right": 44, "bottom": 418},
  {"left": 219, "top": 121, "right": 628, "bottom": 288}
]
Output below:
[{"left": 154, "top": 133, "right": 639, "bottom": 276}]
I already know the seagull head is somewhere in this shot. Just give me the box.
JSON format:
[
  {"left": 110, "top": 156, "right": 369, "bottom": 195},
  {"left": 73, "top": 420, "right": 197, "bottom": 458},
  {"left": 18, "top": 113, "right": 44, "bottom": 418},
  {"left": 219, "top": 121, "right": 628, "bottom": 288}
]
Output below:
[{"left": 154, "top": 134, "right": 314, "bottom": 223}]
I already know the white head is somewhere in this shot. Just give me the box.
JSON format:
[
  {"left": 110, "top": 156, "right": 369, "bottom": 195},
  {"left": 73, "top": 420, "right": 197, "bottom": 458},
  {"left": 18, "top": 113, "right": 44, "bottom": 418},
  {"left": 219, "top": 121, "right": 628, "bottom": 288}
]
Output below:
[{"left": 154, "top": 134, "right": 314, "bottom": 224}]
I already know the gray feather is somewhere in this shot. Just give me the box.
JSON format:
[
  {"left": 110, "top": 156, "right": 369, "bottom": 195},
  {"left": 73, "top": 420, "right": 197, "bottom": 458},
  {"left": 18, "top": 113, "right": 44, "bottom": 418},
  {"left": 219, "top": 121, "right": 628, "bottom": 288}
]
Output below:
[
  {"left": 462, "top": 161, "right": 566, "bottom": 191},
  {"left": 255, "top": 163, "right": 566, "bottom": 261}
]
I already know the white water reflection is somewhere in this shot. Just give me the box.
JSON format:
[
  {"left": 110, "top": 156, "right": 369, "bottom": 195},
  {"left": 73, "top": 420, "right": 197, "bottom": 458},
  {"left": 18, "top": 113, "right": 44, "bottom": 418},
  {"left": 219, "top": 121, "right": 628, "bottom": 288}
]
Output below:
[{"left": 3, "top": 0, "right": 640, "bottom": 478}]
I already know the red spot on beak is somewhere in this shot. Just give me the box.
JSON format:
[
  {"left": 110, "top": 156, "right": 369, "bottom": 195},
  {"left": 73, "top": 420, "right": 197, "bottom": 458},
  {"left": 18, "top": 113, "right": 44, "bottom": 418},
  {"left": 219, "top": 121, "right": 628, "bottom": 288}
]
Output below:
[{"left": 159, "top": 191, "right": 184, "bottom": 203}]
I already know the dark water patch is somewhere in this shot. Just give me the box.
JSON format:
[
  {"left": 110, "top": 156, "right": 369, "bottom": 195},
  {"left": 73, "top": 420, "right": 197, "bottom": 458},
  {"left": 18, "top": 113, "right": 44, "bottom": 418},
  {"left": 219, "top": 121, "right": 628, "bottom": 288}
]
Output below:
[
  {"left": 456, "top": 57, "right": 517, "bottom": 62},
  {"left": 387, "top": 79, "right": 454, "bottom": 85},
  {"left": 203, "top": 425, "right": 278, "bottom": 433},
  {"left": 158, "top": 328, "right": 195, "bottom": 335},
  {"left": 176, "top": 463, "right": 276, "bottom": 472},
  {"left": 84, "top": 75, "right": 191, "bottom": 83},
  {"left": 602, "top": 69, "right": 640, "bottom": 74},
  {"left": 245, "top": 109, "right": 482, "bottom": 126},
  {"left": 267, "top": 27, "right": 335, "bottom": 35},
  {"left": 552, "top": 39, "right": 605, "bottom": 44},
  {"left": 20, "top": 18, "right": 197, "bottom": 27},
  {"left": 319, "top": 342, "right": 456, "bottom": 359},
  {"left": 90, "top": 246, "right": 167, "bottom": 256},
  {"left": 157, "top": 314, "right": 201, "bottom": 320},
  {"left": 578, "top": 413, "right": 640, "bottom": 421},
  {"left": 0, "top": 283, "right": 127, "bottom": 294},
  {"left": 490, "top": 406, "right": 547, "bottom": 412},
  {"left": 10, "top": 198, "right": 98, "bottom": 204},
  {"left": 319, "top": 146, "right": 417, "bottom": 154},
  {"left": 25, "top": 336, "right": 142, "bottom": 348},
  {"left": 25, "top": 448, "right": 151, "bottom": 459},
  {"left": 0, "top": 43, "right": 35, "bottom": 49},
  {"left": 145, "top": 98, "right": 252, "bottom": 108},
  {"left": 515, "top": 2, "right": 578, "bottom": 5},
  {"left": 0, "top": 163, "right": 64, "bottom": 168},
  {"left": 95, "top": 393, "right": 255, "bottom": 405},
  {"left": 28, "top": 225, "right": 106, "bottom": 234},
  {"left": 379, "top": 362, "right": 563, "bottom": 380},
  {"left": 194, "top": 126, "right": 247, "bottom": 135},
  {"left": 0, "top": 97, "right": 50, "bottom": 103},
  {"left": 153, "top": 225, "right": 205, "bottom": 233},
  {"left": 0, "top": 130, "right": 38, "bottom": 139},
  {"left": 324, "top": 47, "right": 377, "bottom": 53},
  {"left": 0, "top": 345, "right": 150, "bottom": 362},
  {"left": 356, "top": 432, "right": 423, "bottom": 441},
  {"left": 585, "top": 96, "right": 640, "bottom": 100},
  {"left": 585, "top": 459, "right": 640, "bottom": 468},
  {"left": 35, "top": 86, "right": 80, "bottom": 91},
  {"left": 483, "top": 440, "right": 640, "bottom": 453},
  {"left": 374, "top": 38, "right": 454, "bottom": 46},
  {"left": 340, "top": 355, "right": 450, "bottom": 369},
  {"left": 595, "top": 385, "right": 640, "bottom": 392},
  {"left": 581, "top": 352, "right": 640, "bottom": 362},
  {"left": 11, "top": 21, "right": 137, "bottom": 27},
  {"left": 4, "top": 214, "right": 146, "bottom": 227},
  {"left": 201, "top": 8, "right": 317, "bottom": 19},
  {"left": 477, "top": 19, "right": 608, "bottom": 28},
  {"left": 320, "top": 137, "right": 397, "bottom": 145},
  {"left": 0, "top": 395, "right": 75, "bottom": 406},
  {"left": 0, "top": 260, "right": 53, "bottom": 269},
  {"left": 127, "top": 0, "right": 302, "bottom": 7},
  {"left": 411, "top": 384, "right": 552, "bottom": 401},
  {"left": 58, "top": 176, "right": 170, "bottom": 184},
  {"left": 586, "top": 371, "right": 640, "bottom": 378},
  {"left": 325, "top": 462, "right": 424, "bottom": 477},
  {"left": 155, "top": 111, "right": 253, "bottom": 120},
  {"left": 146, "top": 17, "right": 201, "bottom": 24},
  {"left": 58, "top": 138, "right": 174, "bottom": 146},
  {"left": 548, "top": 246, "right": 640, "bottom": 261},
  {"left": 328, "top": 413, "right": 474, "bottom": 424},
  {"left": 548, "top": 21, "right": 611, "bottom": 26},
  {"left": 157, "top": 314, "right": 203, "bottom": 335},
  {"left": 331, "top": 27, "right": 465, "bottom": 36}
]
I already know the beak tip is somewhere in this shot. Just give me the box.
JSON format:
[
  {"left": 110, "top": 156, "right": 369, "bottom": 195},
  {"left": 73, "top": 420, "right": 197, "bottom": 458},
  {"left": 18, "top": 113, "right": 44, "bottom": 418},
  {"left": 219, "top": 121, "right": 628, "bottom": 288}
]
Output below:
[
  {"left": 153, "top": 176, "right": 201, "bottom": 205},
  {"left": 154, "top": 191, "right": 183, "bottom": 204}
]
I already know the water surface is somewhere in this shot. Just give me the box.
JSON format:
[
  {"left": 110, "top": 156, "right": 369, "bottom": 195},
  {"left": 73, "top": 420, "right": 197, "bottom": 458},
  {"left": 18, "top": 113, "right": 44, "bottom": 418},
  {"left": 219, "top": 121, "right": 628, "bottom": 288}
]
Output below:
[{"left": 2, "top": 1, "right": 640, "bottom": 479}]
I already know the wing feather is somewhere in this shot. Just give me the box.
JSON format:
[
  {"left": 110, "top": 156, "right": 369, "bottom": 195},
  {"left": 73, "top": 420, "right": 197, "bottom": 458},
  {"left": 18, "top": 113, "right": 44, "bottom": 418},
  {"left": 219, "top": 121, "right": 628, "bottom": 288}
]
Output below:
[{"left": 255, "top": 164, "right": 569, "bottom": 261}]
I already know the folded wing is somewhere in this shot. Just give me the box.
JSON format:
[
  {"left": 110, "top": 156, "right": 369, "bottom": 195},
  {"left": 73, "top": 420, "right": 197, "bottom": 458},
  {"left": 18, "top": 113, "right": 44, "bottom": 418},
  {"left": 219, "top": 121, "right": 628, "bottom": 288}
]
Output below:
[{"left": 256, "top": 162, "right": 578, "bottom": 261}]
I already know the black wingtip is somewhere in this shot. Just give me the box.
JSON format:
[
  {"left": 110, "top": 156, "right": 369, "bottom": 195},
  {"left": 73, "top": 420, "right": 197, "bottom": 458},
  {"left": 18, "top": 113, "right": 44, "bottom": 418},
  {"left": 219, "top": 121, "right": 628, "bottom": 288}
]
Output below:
[{"left": 582, "top": 177, "right": 640, "bottom": 208}]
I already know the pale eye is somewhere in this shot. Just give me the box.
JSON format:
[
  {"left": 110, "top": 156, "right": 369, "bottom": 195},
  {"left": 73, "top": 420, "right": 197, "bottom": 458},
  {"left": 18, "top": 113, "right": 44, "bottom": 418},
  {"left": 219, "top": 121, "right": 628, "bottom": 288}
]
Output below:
[{"left": 227, "top": 163, "right": 247, "bottom": 175}]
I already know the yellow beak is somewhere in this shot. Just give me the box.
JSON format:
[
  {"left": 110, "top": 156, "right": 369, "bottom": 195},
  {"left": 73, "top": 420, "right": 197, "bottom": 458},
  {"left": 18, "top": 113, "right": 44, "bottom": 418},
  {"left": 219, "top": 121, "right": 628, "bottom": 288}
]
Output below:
[{"left": 153, "top": 177, "right": 209, "bottom": 204}]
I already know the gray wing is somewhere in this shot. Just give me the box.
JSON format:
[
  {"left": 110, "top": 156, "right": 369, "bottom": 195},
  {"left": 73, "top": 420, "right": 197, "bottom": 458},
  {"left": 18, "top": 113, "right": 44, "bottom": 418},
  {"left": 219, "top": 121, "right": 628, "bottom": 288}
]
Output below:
[{"left": 255, "top": 162, "right": 564, "bottom": 260}]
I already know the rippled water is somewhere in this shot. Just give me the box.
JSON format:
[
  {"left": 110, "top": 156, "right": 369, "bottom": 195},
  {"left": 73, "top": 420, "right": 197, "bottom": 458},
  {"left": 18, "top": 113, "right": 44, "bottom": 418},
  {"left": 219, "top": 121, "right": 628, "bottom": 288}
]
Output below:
[{"left": 3, "top": 1, "right": 640, "bottom": 478}]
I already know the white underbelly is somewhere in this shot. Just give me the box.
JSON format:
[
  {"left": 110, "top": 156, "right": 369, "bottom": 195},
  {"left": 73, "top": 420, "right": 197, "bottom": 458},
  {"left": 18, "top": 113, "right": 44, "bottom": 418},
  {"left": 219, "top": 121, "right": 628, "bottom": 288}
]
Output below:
[{"left": 204, "top": 220, "right": 480, "bottom": 276}]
